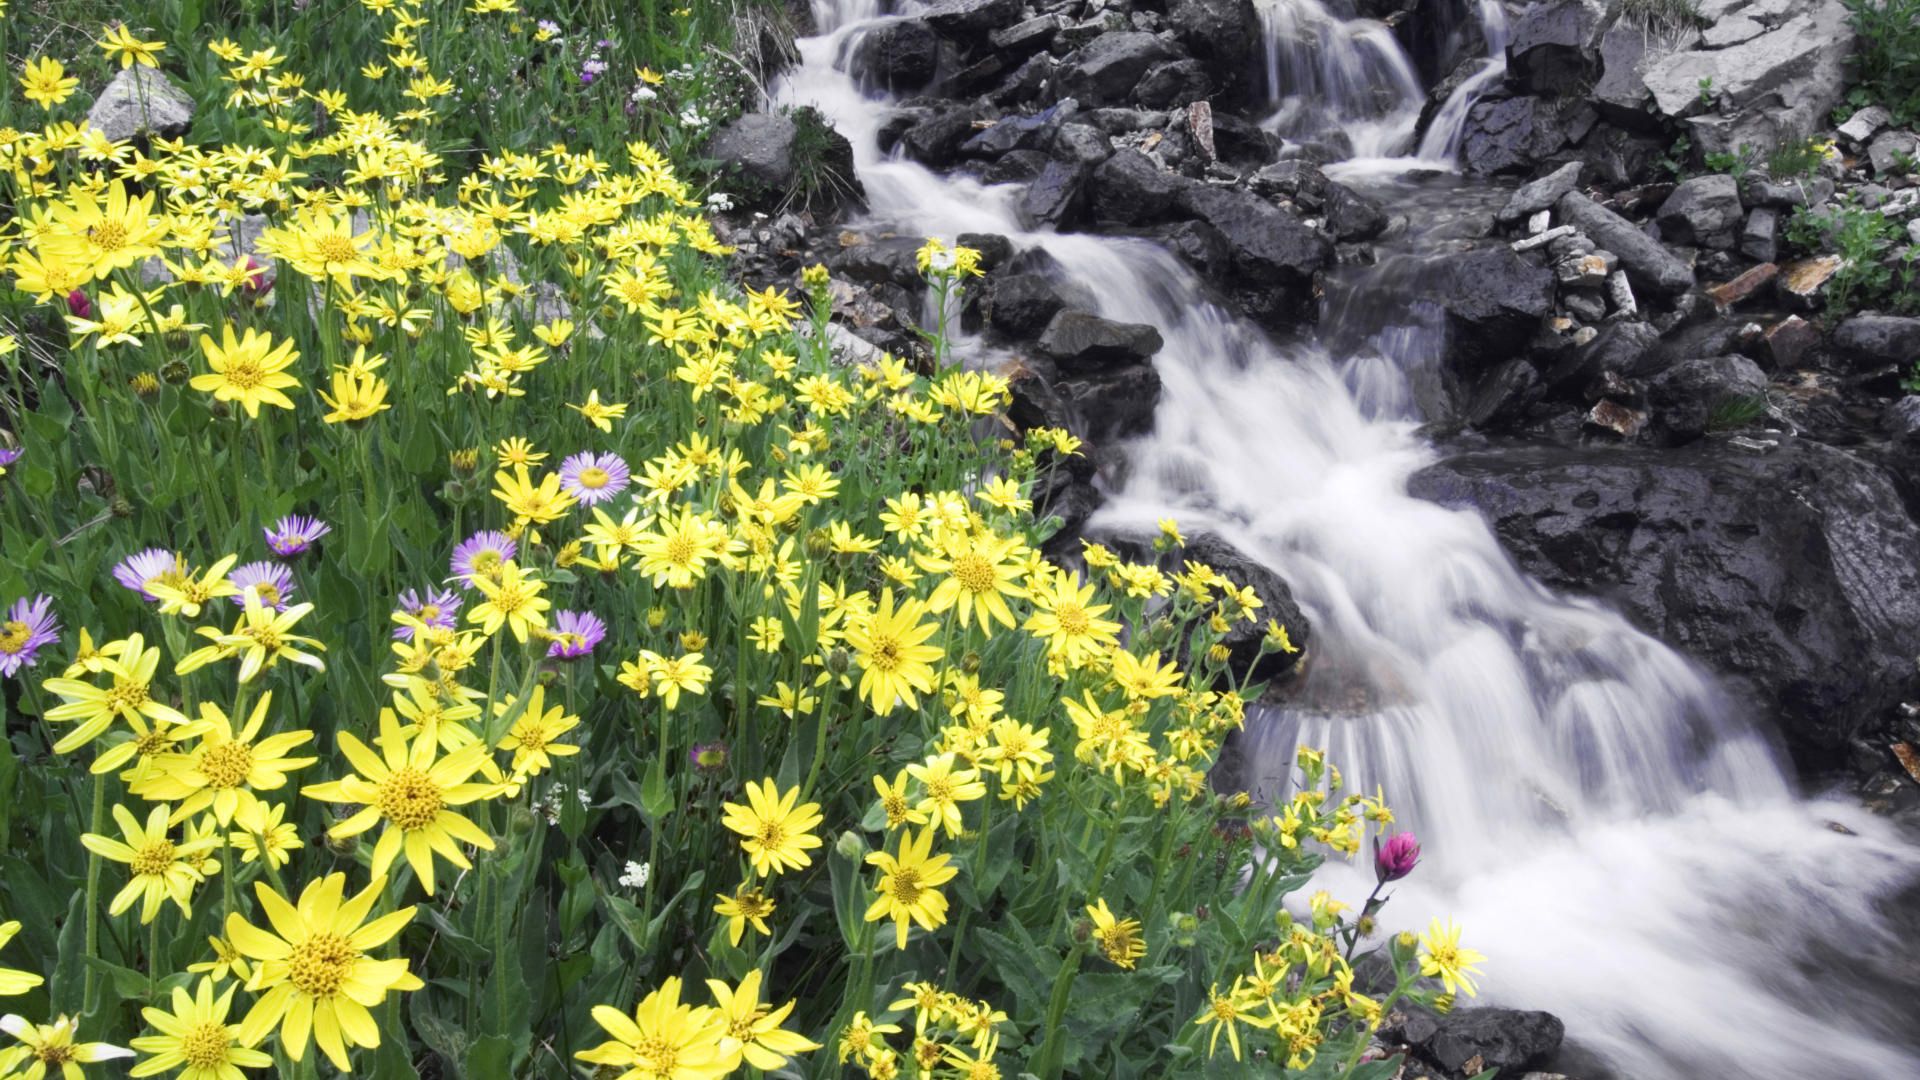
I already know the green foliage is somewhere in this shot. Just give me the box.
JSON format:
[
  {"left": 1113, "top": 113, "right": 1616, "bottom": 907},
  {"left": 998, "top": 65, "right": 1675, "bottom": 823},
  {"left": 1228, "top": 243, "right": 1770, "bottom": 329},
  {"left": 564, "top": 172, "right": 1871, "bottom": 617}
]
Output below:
[
  {"left": 1658, "top": 134, "right": 1694, "bottom": 179},
  {"left": 1843, "top": 0, "right": 1920, "bottom": 123},
  {"left": 1705, "top": 144, "right": 1760, "bottom": 179},
  {"left": 1707, "top": 394, "right": 1770, "bottom": 431},
  {"left": 1766, "top": 137, "right": 1834, "bottom": 181},
  {"left": 1785, "top": 195, "right": 1919, "bottom": 314},
  {"left": 785, "top": 104, "right": 863, "bottom": 215}
]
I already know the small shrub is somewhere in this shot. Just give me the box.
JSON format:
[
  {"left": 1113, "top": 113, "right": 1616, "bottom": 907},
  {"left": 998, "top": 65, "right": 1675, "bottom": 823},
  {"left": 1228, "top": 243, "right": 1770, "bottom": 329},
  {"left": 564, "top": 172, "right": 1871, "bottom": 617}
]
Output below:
[
  {"left": 1707, "top": 394, "right": 1770, "bottom": 431},
  {"left": 1842, "top": 0, "right": 1920, "bottom": 123},
  {"left": 1766, "top": 137, "right": 1836, "bottom": 180},
  {"left": 1784, "top": 195, "right": 1916, "bottom": 314},
  {"left": 1705, "top": 144, "right": 1761, "bottom": 179}
]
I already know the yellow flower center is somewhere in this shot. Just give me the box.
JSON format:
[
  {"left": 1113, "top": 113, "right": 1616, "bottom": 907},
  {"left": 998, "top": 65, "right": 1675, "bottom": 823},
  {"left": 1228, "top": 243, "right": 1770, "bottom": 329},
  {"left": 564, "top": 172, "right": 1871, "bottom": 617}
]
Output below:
[
  {"left": 755, "top": 820, "right": 786, "bottom": 852},
  {"left": 106, "top": 678, "right": 152, "bottom": 714},
  {"left": 376, "top": 766, "right": 444, "bottom": 829},
  {"left": 1055, "top": 604, "right": 1090, "bottom": 635},
  {"left": 182, "top": 1021, "right": 232, "bottom": 1068},
  {"left": 251, "top": 583, "right": 283, "bottom": 607},
  {"left": 288, "top": 932, "right": 355, "bottom": 996},
  {"left": 242, "top": 621, "right": 283, "bottom": 651},
  {"left": 201, "top": 741, "right": 254, "bottom": 789},
  {"left": 516, "top": 725, "right": 549, "bottom": 752},
  {"left": 888, "top": 867, "right": 923, "bottom": 905},
  {"left": 867, "top": 636, "right": 902, "bottom": 673},
  {"left": 577, "top": 466, "right": 610, "bottom": 489},
  {"left": 923, "top": 776, "right": 953, "bottom": 804},
  {"left": 134, "top": 728, "right": 172, "bottom": 757},
  {"left": 89, "top": 219, "right": 128, "bottom": 252},
  {"left": 0, "top": 620, "right": 29, "bottom": 654},
  {"left": 418, "top": 604, "right": 441, "bottom": 621},
  {"left": 33, "top": 1043, "right": 74, "bottom": 1065},
  {"left": 316, "top": 234, "right": 357, "bottom": 264},
  {"left": 664, "top": 533, "right": 697, "bottom": 567},
  {"left": 222, "top": 358, "right": 266, "bottom": 391},
  {"left": 951, "top": 553, "right": 996, "bottom": 594},
  {"left": 471, "top": 550, "right": 503, "bottom": 575},
  {"left": 882, "top": 793, "right": 910, "bottom": 824},
  {"left": 637, "top": 1036, "right": 677, "bottom": 1073},
  {"left": 132, "top": 839, "right": 177, "bottom": 876}
]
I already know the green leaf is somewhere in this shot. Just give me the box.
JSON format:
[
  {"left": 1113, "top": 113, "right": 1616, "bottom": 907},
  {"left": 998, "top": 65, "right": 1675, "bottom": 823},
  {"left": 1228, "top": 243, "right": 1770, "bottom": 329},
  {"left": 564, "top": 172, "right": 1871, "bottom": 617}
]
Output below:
[
  {"left": 464, "top": 1034, "right": 514, "bottom": 1078},
  {"left": 639, "top": 756, "right": 672, "bottom": 825},
  {"left": 829, "top": 830, "right": 870, "bottom": 952}
]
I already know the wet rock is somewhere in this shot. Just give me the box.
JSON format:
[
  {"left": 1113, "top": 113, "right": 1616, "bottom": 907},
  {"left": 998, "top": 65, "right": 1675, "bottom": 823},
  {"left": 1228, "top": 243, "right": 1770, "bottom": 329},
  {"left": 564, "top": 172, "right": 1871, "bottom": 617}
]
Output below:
[
  {"left": 1657, "top": 174, "right": 1744, "bottom": 250},
  {"left": 1556, "top": 192, "right": 1696, "bottom": 298},
  {"left": 1035, "top": 309, "right": 1165, "bottom": 371},
  {"left": 1740, "top": 207, "right": 1779, "bottom": 263},
  {"left": 1460, "top": 94, "right": 1596, "bottom": 176},
  {"left": 1832, "top": 315, "right": 1920, "bottom": 371},
  {"left": 1506, "top": 0, "right": 1610, "bottom": 95},
  {"left": 1402, "top": 246, "right": 1557, "bottom": 374},
  {"left": 1021, "top": 160, "right": 1088, "bottom": 229},
  {"left": 1705, "top": 263, "right": 1777, "bottom": 310},
  {"left": 1177, "top": 185, "right": 1335, "bottom": 308},
  {"left": 1167, "top": 0, "right": 1262, "bottom": 100},
  {"left": 88, "top": 66, "right": 195, "bottom": 142},
  {"left": 850, "top": 19, "right": 939, "bottom": 93},
  {"left": 1884, "top": 395, "right": 1920, "bottom": 441},
  {"left": 1543, "top": 318, "right": 1662, "bottom": 394},
  {"left": 1325, "top": 183, "right": 1389, "bottom": 242},
  {"left": 921, "top": 0, "right": 1023, "bottom": 36},
  {"left": 1090, "top": 150, "right": 1191, "bottom": 225},
  {"left": 1053, "top": 122, "right": 1114, "bottom": 166},
  {"left": 1134, "top": 60, "right": 1213, "bottom": 110},
  {"left": 1409, "top": 438, "right": 1920, "bottom": 763},
  {"left": 1586, "top": 398, "right": 1650, "bottom": 438},
  {"left": 1176, "top": 533, "right": 1312, "bottom": 687},
  {"left": 981, "top": 150, "right": 1050, "bottom": 183},
  {"left": 1390, "top": 1006, "right": 1566, "bottom": 1078},
  {"left": 962, "top": 99, "right": 1077, "bottom": 158},
  {"left": 1764, "top": 314, "right": 1819, "bottom": 368},
  {"left": 1497, "top": 161, "right": 1583, "bottom": 224},
  {"left": 990, "top": 13, "right": 1064, "bottom": 53},
  {"left": 1061, "top": 31, "right": 1178, "bottom": 104},
  {"left": 1155, "top": 219, "right": 1233, "bottom": 280},
  {"left": 986, "top": 272, "right": 1069, "bottom": 338},
  {"left": 1463, "top": 358, "right": 1544, "bottom": 429},
  {"left": 898, "top": 105, "right": 983, "bottom": 168},
  {"left": 1055, "top": 363, "right": 1164, "bottom": 443},
  {"left": 1249, "top": 159, "right": 1331, "bottom": 209},
  {"left": 1641, "top": 1, "right": 1855, "bottom": 156},
  {"left": 1646, "top": 354, "right": 1769, "bottom": 443}
]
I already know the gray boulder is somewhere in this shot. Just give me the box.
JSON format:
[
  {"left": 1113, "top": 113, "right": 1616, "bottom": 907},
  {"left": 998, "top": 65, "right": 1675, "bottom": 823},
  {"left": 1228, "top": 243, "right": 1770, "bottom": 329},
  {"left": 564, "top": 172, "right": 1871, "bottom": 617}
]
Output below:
[
  {"left": 1061, "top": 31, "right": 1178, "bottom": 104},
  {"left": 1497, "top": 161, "right": 1584, "bottom": 224},
  {"left": 1644, "top": 354, "right": 1768, "bottom": 442},
  {"left": 1656, "top": 174, "right": 1745, "bottom": 250},
  {"left": 920, "top": 0, "right": 1023, "bottom": 35},
  {"left": 1556, "top": 191, "right": 1696, "bottom": 298},
  {"left": 706, "top": 113, "right": 800, "bottom": 207},
  {"left": 850, "top": 20, "right": 939, "bottom": 93},
  {"left": 1459, "top": 94, "right": 1597, "bottom": 176},
  {"left": 1641, "top": 0, "right": 1856, "bottom": 155},
  {"left": 1166, "top": 0, "right": 1261, "bottom": 100},
  {"left": 87, "top": 66, "right": 195, "bottom": 143},
  {"left": 1391, "top": 1006, "right": 1565, "bottom": 1078},
  {"left": 1506, "top": 0, "right": 1611, "bottom": 95},
  {"left": 1832, "top": 315, "right": 1920, "bottom": 369},
  {"left": 1035, "top": 309, "right": 1165, "bottom": 371}
]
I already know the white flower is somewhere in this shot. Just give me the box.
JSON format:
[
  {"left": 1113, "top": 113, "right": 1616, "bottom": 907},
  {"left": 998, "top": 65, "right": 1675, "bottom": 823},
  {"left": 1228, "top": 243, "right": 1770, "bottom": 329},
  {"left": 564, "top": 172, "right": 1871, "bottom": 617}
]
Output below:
[
  {"left": 707, "top": 192, "right": 734, "bottom": 212},
  {"left": 632, "top": 84, "right": 658, "bottom": 103},
  {"left": 618, "top": 861, "right": 650, "bottom": 889},
  {"left": 576, "top": 787, "right": 592, "bottom": 807}
]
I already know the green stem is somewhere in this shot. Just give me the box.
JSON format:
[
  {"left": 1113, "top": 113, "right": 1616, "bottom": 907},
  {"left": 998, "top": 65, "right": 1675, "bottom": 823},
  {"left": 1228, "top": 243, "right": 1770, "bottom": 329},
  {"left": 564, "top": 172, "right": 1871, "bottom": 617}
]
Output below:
[{"left": 81, "top": 772, "right": 106, "bottom": 1014}]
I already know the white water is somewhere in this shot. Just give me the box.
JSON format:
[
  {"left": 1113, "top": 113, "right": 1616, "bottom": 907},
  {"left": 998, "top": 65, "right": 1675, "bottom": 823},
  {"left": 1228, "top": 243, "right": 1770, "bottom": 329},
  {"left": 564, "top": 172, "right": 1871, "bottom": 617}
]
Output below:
[{"left": 781, "top": 4, "right": 1920, "bottom": 1077}]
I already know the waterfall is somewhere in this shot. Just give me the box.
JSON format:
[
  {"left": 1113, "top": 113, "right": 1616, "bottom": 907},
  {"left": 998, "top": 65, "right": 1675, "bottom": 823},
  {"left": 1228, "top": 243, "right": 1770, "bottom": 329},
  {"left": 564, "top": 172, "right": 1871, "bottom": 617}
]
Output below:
[
  {"left": 1253, "top": 0, "right": 1427, "bottom": 160},
  {"left": 777, "top": 4, "right": 1920, "bottom": 1077}
]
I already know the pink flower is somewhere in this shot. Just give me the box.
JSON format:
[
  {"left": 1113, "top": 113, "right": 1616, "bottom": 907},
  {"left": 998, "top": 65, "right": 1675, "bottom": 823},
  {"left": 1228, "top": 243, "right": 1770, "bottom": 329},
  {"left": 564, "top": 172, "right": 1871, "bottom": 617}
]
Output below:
[
  {"left": 1374, "top": 831, "right": 1420, "bottom": 884},
  {"left": 66, "top": 290, "right": 91, "bottom": 319}
]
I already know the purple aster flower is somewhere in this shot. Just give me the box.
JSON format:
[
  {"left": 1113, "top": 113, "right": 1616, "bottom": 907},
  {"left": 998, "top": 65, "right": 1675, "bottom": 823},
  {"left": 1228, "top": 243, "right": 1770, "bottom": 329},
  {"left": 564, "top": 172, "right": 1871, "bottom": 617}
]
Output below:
[
  {"left": 229, "top": 560, "right": 297, "bottom": 611},
  {"left": 394, "top": 587, "right": 463, "bottom": 640},
  {"left": 113, "top": 547, "right": 185, "bottom": 601},
  {"left": 0, "top": 594, "right": 58, "bottom": 677},
  {"left": 558, "top": 450, "right": 631, "bottom": 506},
  {"left": 546, "top": 609, "right": 606, "bottom": 660},
  {"left": 264, "top": 514, "right": 331, "bottom": 558},
  {"left": 450, "top": 530, "right": 517, "bottom": 586},
  {"left": 0, "top": 446, "right": 21, "bottom": 472},
  {"left": 689, "top": 741, "right": 728, "bottom": 774}
]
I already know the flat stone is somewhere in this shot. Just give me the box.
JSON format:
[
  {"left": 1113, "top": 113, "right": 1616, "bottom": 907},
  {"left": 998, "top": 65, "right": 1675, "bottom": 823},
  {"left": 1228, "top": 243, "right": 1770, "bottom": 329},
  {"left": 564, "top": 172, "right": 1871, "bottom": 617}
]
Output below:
[
  {"left": 1556, "top": 191, "right": 1696, "bottom": 297},
  {"left": 989, "top": 13, "right": 1063, "bottom": 51},
  {"left": 1837, "top": 105, "right": 1892, "bottom": 144},
  {"left": 1035, "top": 308, "right": 1164, "bottom": 371},
  {"left": 1740, "top": 207, "right": 1779, "bottom": 263},
  {"left": 1777, "top": 254, "right": 1843, "bottom": 310},
  {"left": 1869, "top": 129, "right": 1920, "bottom": 176},
  {"left": 1706, "top": 262, "right": 1778, "bottom": 309},
  {"left": 1702, "top": 16, "right": 1765, "bottom": 47},
  {"left": 1498, "top": 161, "right": 1584, "bottom": 224},
  {"left": 87, "top": 66, "right": 195, "bottom": 142},
  {"left": 1764, "top": 314, "right": 1818, "bottom": 367}
]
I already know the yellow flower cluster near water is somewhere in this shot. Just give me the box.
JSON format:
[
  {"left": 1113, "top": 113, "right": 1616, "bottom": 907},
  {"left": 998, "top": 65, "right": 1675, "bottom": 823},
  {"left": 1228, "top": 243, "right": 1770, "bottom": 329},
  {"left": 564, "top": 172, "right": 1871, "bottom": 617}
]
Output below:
[{"left": 0, "top": 2, "right": 1481, "bottom": 1076}]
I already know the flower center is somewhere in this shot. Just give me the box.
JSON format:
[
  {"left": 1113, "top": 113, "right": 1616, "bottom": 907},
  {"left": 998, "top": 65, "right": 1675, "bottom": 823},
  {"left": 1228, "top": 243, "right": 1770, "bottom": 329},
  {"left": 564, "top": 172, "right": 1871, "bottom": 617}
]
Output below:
[
  {"left": 952, "top": 554, "right": 996, "bottom": 594},
  {"left": 223, "top": 359, "right": 265, "bottom": 391},
  {"left": 106, "top": 678, "right": 151, "bottom": 715},
  {"left": 517, "top": 726, "right": 549, "bottom": 751},
  {"left": 201, "top": 741, "right": 254, "bottom": 788},
  {"left": 242, "top": 622, "right": 283, "bottom": 650},
  {"left": 316, "top": 234, "right": 357, "bottom": 264},
  {"left": 868, "top": 637, "right": 901, "bottom": 673},
  {"left": 251, "top": 583, "right": 283, "bottom": 607},
  {"left": 376, "top": 767, "right": 444, "bottom": 830},
  {"left": 0, "top": 620, "right": 28, "bottom": 654},
  {"left": 89, "top": 220, "right": 128, "bottom": 252},
  {"left": 288, "top": 931, "right": 355, "bottom": 997},
  {"left": 756, "top": 820, "right": 785, "bottom": 851},
  {"left": 471, "top": 550, "right": 503, "bottom": 574},
  {"left": 181, "top": 1021, "right": 232, "bottom": 1068},
  {"left": 491, "top": 583, "right": 529, "bottom": 613},
  {"left": 664, "top": 534, "right": 696, "bottom": 566},
  {"left": 34, "top": 1044, "right": 74, "bottom": 1065},
  {"left": 636, "top": 1037, "right": 677, "bottom": 1073},
  {"left": 578, "top": 466, "right": 610, "bottom": 489},
  {"left": 132, "top": 839, "right": 177, "bottom": 876},
  {"left": 418, "top": 604, "right": 441, "bottom": 621},
  {"left": 888, "top": 867, "right": 923, "bottom": 904},
  {"left": 1055, "top": 604, "right": 1090, "bottom": 635},
  {"left": 924, "top": 776, "right": 953, "bottom": 803},
  {"left": 134, "top": 729, "right": 172, "bottom": 757}
]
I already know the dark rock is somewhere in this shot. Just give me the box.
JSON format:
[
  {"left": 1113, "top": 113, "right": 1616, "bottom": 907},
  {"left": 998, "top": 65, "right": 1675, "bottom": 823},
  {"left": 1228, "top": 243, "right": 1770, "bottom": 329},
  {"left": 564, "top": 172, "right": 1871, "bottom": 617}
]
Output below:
[
  {"left": 956, "top": 232, "right": 1013, "bottom": 272},
  {"left": 1177, "top": 185, "right": 1334, "bottom": 322},
  {"left": 1883, "top": 396, "right": 1920, "bottom": 441},
  {"left": 899, "top": 106, "right": 984, "bottom": 168},
  {"left": 1765, "top": 314, "right": 1819, "bottom": 368},
  {"left": 831, "top": 236, "right": 924, "bottom": 291},
  {"left": 981, "top": 149, "right": 1051, "bottom": 183},
  {"left": 1156, "top": 219, "right": 1233, "bottom": 280},
  {"left": 1021, "top": 160, "right": 1088, "bottom": 229},
  {"left": 1061, "top": 31, "right": 1178, "bottom": 104},
  {"left": 850, "top": 19, "right": 939, "bottom": 93},
  {"left": 1325, "top": 183, "right": 1389, "bottom": 242},
  {"left": 921, "top": 0, "right": 1023, "bottom": 36},
  {"left": 1392, "top": 1006, "right": 1565, "bottom": 1077},
  {"left": 1053, "top": 123, "right": 1114, "bottom": 166},
  {"left": 1399, "top": 246, "right": 1557, "bottom": 374},
  {"left": 1740, "top": 207, "right": 1779, "bottom": 263},
  {"left": 1592, "top": 21, "right": 1657, "bottom": 125},
  {"left": 1036, "top": 309, "right": 1165, "bottom": 371},
  {"left": 1545, "top": 319, "right": 1663, "bottom": 394},
  {"left": 1134, "top": 60, "right": 1213, "bottom": 110},
  {"left": 1090, "top": 150, "right": 1191, "bottom": 225},
  {"left": 1179, "top": 533, "right": 1311, "bottom": 687},
  {"left": 990, "top": 13, "right": 1064, "bottom": 53},
  {"left": 1463, "top": 357, "right": 1544, "bottom": 429},
  {"left": 1656, "top": 175, "right": 1745, "bottom": 250},
  {"left": 987, "top": 273, "right": 1069, "bottom": 337},
  {"left": 1832, "top": 316, "right": 1920, "bottom": 370},
  {"left": 1249, "top": 159, "right": 1331, "bottom": 209},
  {"left": 962, "top": 99, "right": 1078, "bottom": 158},
  {"left": 1409, "top": 439, "right": 1920, "bottom": 763},
  {"left": 1056, "top": 363, "right": 1164, "bottom": 443},
  {"left": 992, "top": 53, "right": 1058, "bottom": 106},
  {"left": 704, "top": 112, "right": 800, "bottom": 208},
  {"left": 1506, "top": 0, "right": 1610, "bottom": 95},
  {"left": 1556, "top": 192, "right": 1696, "bottom": 298},
  {"left": 1497, "top": 161, "right": 1584, "bottom": 224},
  {"left": 1167, "top": 0, "right": 1261, "bottom": 100},
  {"left": 1460, "top": 94, "right": 1595, "bottom": 176},
  {"left": 1740, "top": 174, "right": 1833, "bottom": 209},
  {"left": 1645, "top": 354, "right": 1769, "bottom": 442},
  {"left": 1083, "top": 107, "right": 1171, "bottom": 137}
]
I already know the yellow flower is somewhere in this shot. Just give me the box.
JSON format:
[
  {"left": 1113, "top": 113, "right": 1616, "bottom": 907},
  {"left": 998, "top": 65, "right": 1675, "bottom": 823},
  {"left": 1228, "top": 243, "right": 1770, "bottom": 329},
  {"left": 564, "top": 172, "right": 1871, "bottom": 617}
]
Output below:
[
  {"left": 41, "top": 633, "right": 188, "bottom": 753},
  {"left": 300, "top": 710, "right": 498, "bottom": 896},
  {"left": 174, "top": 593, "right": 327, "bottom": 684},
  {"left": 467, "top": 561, "right": 551, "bottom": 643},
  {"left": 493, "top": 436, "right": 546, "bottom": 467},
  {"left": 713, "top": 887, "right": 775, "bottom": 947},
  {"left": 915, "top": 531, "right": 1025, "bottom": 634},
  {"left": 47, "top": 179, "right": 167, "bottom": 279},
  {"left": 99, "top": 24, "right": 166, "bottom": 67},
  {"left": 1086, "top": 898, "right": 1146, "bottom": 970},
  {"left": 0, "top": 1015, "right": 131, "bottom": 1077},
  {"left": 226, "top": 874, "right": 422, "bottom": 1072},
  {"left": 1418, "top": 918, "right": 1486, "bottom": 998},
  {"left": 905, "top": 753, "right": 985, "bottom": 839},
  {"left": 185, "top": 934, "right": 251, "bottom": 986},
  {"left": 191, "top": 326, "right": 302, "bottom": 418},
  {"left": 1022, "top": 569, "right": 1121, "bottom": 669},
  {"left": 228, "top": 800, "right": 300, "bottom": 869},
  {"left": 707, "top": 970, "right": 821, "bottom": 1072},
  {"left": 0, "top": 922, "right": 44, "bottom": 997},
  {"left": 641, "top": 650, "right": 712, "bottom": 710},
  {"left": 567, "top": 388, "right": 627, "bottom": 432},
  {"left": 491, "top": 465, "right": 577, "bottom": 526},
  {"left": 636, "top": 507, "right": 740, "bottom": 590},
  {"left": 130, "top": 975, "right": 273, "bottom": 1078},
  {"left": 872, "top": 769, "right": 928, "bottom": 831},
  {"left": 493, "top": 683, "right": 580, "bottom": 777},
  {"left": 575, "top": 977, "right": 730, "bottom": 1080},
  {"left": 720, "top": 778, "right": 823, "bottom": 877},
  {"left": 316, "top": 353, "right": 391, "bottom": 424},
  {"left": 846, "top": 589, "right": 944, "bottom": 715},
  {"left": 132, "top": 692, "right": 316, "bottom": 826},
  {"left": 864, "top": 826, "right": 959, "bottom": 949},
  {"left": 146, "top": 556, "right": 240, "bottom": 618},
  {"left": 1107, "top": 648, "right": 1184, "bottom": 700},
  {"left": 1194, "top": 982, "right": 1269, "bottom": 1061},
  {"left": 80, "top": 803, "right": 217, "bottom": 923},
  {"left": 19, "top": 57, "right": 79, "bottom": 108}
]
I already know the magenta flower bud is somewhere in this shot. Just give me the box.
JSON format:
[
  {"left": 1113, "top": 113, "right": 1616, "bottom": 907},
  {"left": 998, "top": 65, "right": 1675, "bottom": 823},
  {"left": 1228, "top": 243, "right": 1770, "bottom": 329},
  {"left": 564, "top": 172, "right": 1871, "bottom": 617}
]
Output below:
[
  {"left": 242, "top": 257, "right": 273, "bottom": 297},
  {"left": 1374, "top": 831, "right": 1421, "bottom": 884},
  {"left": 65, "top": 289, "right": 91, "bottom": 319}
]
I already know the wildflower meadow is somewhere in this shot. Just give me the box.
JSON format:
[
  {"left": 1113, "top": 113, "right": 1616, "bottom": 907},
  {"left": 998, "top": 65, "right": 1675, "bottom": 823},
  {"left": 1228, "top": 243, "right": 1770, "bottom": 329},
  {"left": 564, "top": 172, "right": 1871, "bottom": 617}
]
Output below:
[{"left": 0, "top": 2, "right": 1480, "bottom": 1077}]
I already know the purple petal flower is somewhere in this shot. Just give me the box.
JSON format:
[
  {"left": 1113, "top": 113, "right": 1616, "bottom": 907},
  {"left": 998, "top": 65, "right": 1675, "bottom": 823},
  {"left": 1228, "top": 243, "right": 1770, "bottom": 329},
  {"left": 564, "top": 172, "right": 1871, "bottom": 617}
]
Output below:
[
  {"left": 1374, "top": 831, "right": 1421, "bottom": 884},
  {"left": 229, "top": 560, "right": 297, "bottom": 611},
  {"left": 0, "top": 446, "right": 22, "bottom": 471},
  {"left": 113, "top": 547, "right": 185, "bottom": 601},
  {"left": 558, "top": 450, "right": 631, "bottom": 506},
  {"left": 264, "top": 514, "right": 331, "bottom": 558},
  {"left": 0, "top": 594, "right": 59, "bottom": 678},
  {"left": 689, "top": 741, "right": 728, "bottom": 773},
  {"left": 450, "top": 530, "right": 516, "bottom": 587},
  {"left": 394, "top": 587, "right": 463, "bottom": 640},
  {"left": 546, "top": 609, "right": 606, "bottom": 660}
]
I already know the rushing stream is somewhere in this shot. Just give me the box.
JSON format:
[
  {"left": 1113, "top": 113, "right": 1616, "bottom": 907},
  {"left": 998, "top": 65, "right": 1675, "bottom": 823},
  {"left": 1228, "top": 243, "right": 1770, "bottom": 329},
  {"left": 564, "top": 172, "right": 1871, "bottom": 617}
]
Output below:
[{"left": 781, "top": 2, "right": 1920, "bottom": 1076}]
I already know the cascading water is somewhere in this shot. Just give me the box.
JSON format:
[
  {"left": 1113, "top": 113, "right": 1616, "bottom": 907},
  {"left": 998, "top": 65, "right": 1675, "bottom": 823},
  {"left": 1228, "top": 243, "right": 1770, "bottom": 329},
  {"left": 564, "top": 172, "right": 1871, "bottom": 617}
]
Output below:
[
  {"left": 1253, "top": 0, "right": 1426, "bottom": 160},
  {"left": 779, "top": 4, "right": 1920, "bottom": 1077}
]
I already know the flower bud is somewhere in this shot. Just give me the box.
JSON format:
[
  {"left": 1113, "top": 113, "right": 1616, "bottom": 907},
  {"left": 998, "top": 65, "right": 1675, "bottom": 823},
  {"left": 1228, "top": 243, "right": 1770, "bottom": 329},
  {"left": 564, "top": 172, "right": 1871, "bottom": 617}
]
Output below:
[
  {"left": 833, "top": 829, "right": 867, "bottom": 861},
  {"left": 130, "top": 372, "right": 161, "bottom": 400},
  {"left": 66, "top": 289, "right": 91, "bottom": 319},
  {"left": 688, "top": 742, "right": 728, "bottom": 774},
  {"left": 1374, "top": 831, "right": 1420, "bottom": 884},
  {"left": 160, "top": 358, "right": 190, "bottom": 384},
  {"left": 827, "top": 646, "right": 851, "bottom": 675}
]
